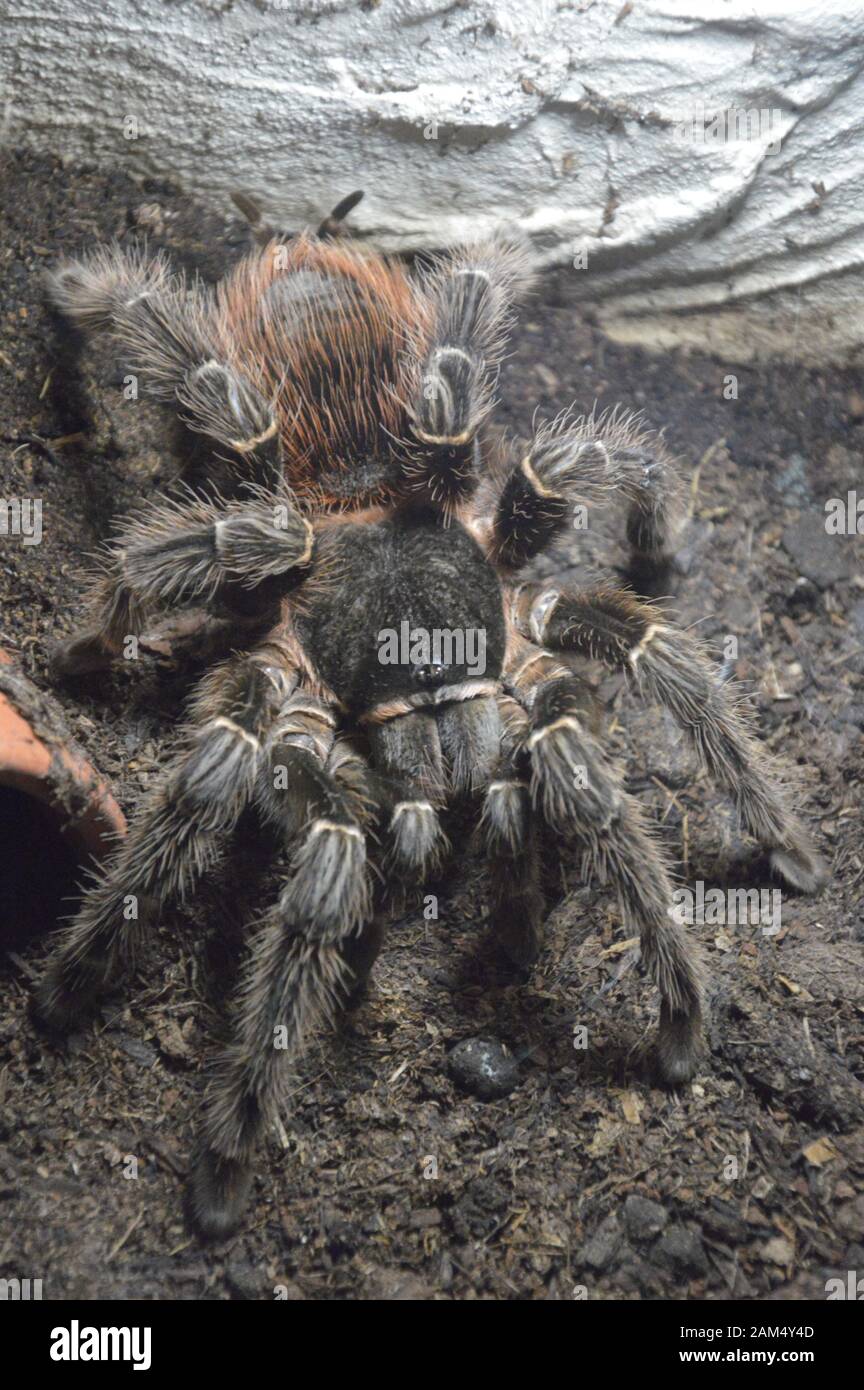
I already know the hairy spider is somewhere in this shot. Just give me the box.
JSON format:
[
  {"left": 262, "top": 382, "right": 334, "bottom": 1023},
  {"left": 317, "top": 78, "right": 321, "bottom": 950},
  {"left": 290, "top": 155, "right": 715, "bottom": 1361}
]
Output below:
[{"left": 35, "top": 192, "right": 826, "bottom": 1238}]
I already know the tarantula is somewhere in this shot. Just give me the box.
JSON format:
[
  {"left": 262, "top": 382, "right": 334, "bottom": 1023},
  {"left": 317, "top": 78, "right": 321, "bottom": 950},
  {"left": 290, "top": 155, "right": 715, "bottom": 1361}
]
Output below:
[{"left": 34, "top": 192, "right": 826, "bottom": 1238}]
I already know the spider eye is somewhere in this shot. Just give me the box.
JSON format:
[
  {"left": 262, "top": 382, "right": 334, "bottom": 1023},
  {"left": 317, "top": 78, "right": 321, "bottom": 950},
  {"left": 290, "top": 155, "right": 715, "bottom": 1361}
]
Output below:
[{"left": 412, "top": 661, "right": 449, "bottom": 686}]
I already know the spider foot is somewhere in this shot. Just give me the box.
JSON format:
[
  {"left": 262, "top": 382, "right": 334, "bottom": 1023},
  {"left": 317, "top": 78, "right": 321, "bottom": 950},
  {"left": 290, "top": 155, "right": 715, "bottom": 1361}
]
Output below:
[
  {"left": 769, "top": 840, "right": 829, "bottom": 895},
  {"left": 495, "top": 903, "right": 545, "bottom": 970},
  {"left": 656, "top": 1002, "right": 704, "bottom": 1086},
  {"left": 31, "top": 963, "right": 104, "bottom": 1036},
  {"left": 618, "top": 550, "right": 680, "bottom": 601},
  {"left": 187, "top": 1147, "right": 254, "bottom": 1242},
  {"left": 50, "top": 630, "right": 115, "bottom": 678}
]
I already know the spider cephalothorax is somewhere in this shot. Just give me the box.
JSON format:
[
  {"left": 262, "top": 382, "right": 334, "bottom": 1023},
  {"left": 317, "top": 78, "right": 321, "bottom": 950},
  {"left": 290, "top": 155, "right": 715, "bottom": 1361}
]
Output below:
[{"left": 35, "top": 193, "right": 826, "bottom": 1238}]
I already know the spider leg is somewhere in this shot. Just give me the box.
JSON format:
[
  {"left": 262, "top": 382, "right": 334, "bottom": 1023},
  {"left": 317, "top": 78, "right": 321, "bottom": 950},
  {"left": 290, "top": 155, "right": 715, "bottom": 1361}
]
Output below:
[
  {"left": 365, "top": 692, "right": 500, "bottom": 879},
  {"left": 618, "top": 438, "right": 684, "bottom": 594},
  {"left": 53, "top": 487, "right": 313, "bottom": 675},
  {"left": 401, "top": 238, "right": 532, "bottom": 512},
  {"left": 364, "top": 711, "right": 451, "bottom": 877},
  {"left": 189, "top": 697, "right": 379, "bottom": 1239},
  {"left": 32, "top": 647, "right": 294, "bottom": 1033},
  {"left": 508, "top": 642, "right": 705, "bottom": 1083},
  {"left": 479, "top": 691, "right": 544, "bottom": 967},
  {"left": 47, "top": 246, "right": 283, "bottom": 487},
  {"left": 487, "top": 409, "right": 684, "bottom": 582},
  {"left": 515, "top": 583, "right": 827, "bottom": 893}
]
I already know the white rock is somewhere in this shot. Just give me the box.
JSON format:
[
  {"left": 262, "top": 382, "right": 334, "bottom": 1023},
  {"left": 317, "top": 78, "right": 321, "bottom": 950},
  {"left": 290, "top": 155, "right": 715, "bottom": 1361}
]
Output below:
[{"left": 3, "top": 0, "right": 863, "bottom": 362}]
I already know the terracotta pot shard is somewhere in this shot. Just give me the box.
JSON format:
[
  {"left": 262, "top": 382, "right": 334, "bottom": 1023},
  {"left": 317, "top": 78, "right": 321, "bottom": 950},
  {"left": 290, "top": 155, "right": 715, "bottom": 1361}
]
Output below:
[{"left": 0, "top": 647, "right": 126, "bottom": 862}]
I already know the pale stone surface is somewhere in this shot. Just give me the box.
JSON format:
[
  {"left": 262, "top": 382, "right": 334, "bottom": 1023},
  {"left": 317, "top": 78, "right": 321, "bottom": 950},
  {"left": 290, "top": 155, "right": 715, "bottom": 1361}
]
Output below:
[{"left": 3, "top": 0, "right": 864, "bottom": 362}]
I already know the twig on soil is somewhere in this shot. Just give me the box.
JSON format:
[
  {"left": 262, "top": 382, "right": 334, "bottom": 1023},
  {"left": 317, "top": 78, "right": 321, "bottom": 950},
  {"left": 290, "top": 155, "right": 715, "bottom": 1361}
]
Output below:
[
  {"left": 106, "top": 1208, "right": 144, "bottom": 1262},
  {"left": 7, "top": 951, "right": 40, "bottom": 982},
  {"left": 802, "top": 1015, "right": 816, "bottom": 1059}
]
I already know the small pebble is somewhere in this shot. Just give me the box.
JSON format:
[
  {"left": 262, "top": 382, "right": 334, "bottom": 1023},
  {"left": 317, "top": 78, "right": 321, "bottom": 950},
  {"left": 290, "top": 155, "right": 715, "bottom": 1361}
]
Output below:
[
  {"left": 623, "top": 1194, "right": 668, "bottom": 1242},
  {"left": 225, "top": 1262, "right": 260, "bottom": 1300},
  {"left": 447, "top": 1037, "right": 519, "bottom": 1099},
  {"left": 701, "top": 1197, "right": 748, "bottom": 1245},
  {"left": 653, "top": 1224, "right": 709, "bottom": 1278},
  {"left": 786, "top": 575, "right": 819, "bottom": 612},
  {"left": 781, "top": 515, "right": 849, "bottom": 588},
  {"left": 110, "top": 1034, "right": 157, "bottom": 1069},
  {"left": 774, "top": 451, "right": 811, "bottom": 506},
  {"left": 578, "top": 1212, "right": 623, "bottom": 1271}
]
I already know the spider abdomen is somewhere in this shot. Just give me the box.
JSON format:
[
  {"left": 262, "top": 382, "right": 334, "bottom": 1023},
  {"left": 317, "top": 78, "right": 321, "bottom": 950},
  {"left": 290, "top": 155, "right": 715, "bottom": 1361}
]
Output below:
[{"left": 217, "top": 235, "right": 418, "bottom": 506}]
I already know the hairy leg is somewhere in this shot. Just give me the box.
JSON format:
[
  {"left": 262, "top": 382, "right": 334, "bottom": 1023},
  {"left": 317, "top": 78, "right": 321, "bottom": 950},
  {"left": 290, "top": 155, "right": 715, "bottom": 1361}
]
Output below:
[
  {"left": 53, "top": 487, "right": 312, "bottom": 675},
  {"left": 33, "top": 647, "right": 294, "bottom": 1031},
  {"left": 401, "top": 238, "right": 532, "bottom": 513},
  {"left": 48, "top": 246, "right": 283, "bottom": 488},
  {"left": 364, "top": 709, "right": 451, "bottom": 878},
  {"left": 486, "top": 409, "right": 684, "bottom": 581},
  {"left": 189, "top": 698, "right": 379, "bottom": 1238},
  {"left": 479, "top": 689, "right": 545, "bottom": 966},
  {"left": 515, "top": 583, "right": 827, "bottom": 892},
  {"left": 509, "top": 643, "right": 705, "bottom": 1082}
]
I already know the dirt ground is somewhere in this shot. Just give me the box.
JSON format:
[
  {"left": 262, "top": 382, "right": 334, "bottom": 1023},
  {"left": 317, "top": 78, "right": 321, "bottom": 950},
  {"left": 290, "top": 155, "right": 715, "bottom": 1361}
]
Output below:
[{"left": 0, "top": 148, "right": 862, "bottom": 1302}]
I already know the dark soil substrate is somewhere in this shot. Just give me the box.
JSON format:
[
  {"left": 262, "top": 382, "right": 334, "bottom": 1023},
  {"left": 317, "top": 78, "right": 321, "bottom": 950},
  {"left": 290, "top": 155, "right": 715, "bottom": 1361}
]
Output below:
[{"left": 0, "top": 148, "right": 862, "bottom": 1301}]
